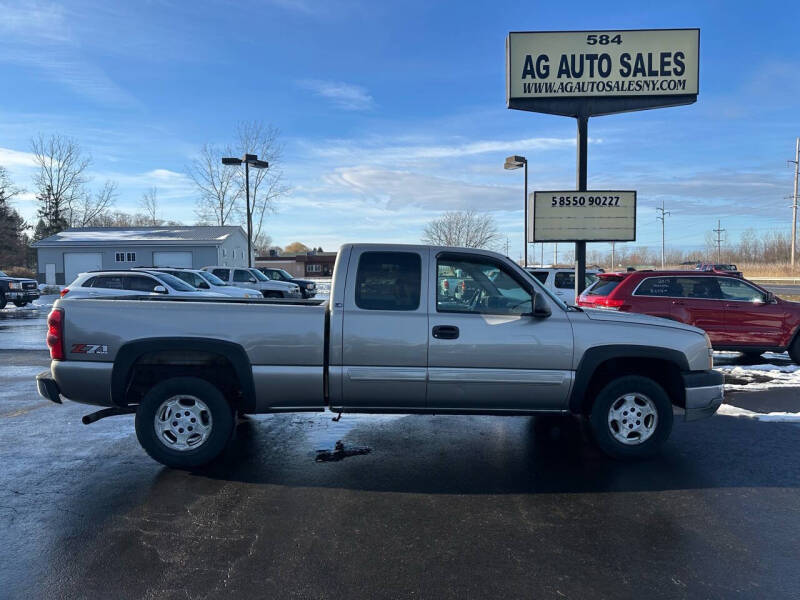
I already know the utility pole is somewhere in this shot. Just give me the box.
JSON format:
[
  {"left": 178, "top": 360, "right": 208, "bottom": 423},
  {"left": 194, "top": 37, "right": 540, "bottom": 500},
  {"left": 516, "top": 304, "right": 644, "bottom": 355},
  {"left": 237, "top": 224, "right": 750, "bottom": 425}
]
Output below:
[
  {"left": 610, "top": 242, "right": 615, "bottom": 271},
  {"left": 656, "top": 200, "right": 670, "bottom": 269},
  {"left": 505, "top": 236, "right": 510, "bottom": 256},
  {"left": 554, "top": 243, "right": 558, "bottom": 266},
  {"left": 713, "top": 219, "right": 726, "bottom": 263},
  {"left": 790, "top": 137, "right": 800, "bottom": 269},
  {"left": 540, "top": 243, "right": 544, "bottom": 267}
]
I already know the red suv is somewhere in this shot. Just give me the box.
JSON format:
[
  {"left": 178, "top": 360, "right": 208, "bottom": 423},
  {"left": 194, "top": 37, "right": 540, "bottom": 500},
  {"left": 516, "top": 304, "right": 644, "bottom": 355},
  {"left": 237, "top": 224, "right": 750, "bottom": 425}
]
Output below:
[{"left": 577, "top": 271, "right": 800, "bottom": 363}]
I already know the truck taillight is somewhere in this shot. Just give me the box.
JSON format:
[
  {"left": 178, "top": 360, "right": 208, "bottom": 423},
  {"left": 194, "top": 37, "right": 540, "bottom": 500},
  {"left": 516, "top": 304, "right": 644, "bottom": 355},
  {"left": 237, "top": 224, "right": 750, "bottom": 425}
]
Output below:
[
  {"left": 443, "top": 279, "right": 449, "bottom": 291},
  {"left": 60, "top": 288, "right": 69, "bottom": 297},
  {"left": 47, "top": 308, "right": 65, "bottom": 360}
]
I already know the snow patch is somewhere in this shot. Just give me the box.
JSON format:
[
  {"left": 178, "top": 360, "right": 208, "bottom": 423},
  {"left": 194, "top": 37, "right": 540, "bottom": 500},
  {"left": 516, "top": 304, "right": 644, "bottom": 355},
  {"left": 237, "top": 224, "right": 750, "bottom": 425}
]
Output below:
[{"left": 717, "top": 404, "right": 800, "bottom": 423}]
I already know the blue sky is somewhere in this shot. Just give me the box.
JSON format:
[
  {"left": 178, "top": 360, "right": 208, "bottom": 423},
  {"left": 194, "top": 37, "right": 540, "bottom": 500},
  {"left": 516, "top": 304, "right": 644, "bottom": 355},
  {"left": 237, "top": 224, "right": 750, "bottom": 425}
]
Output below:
[{"left": 1, "top": 0, "right": 799, "bottom": 261}]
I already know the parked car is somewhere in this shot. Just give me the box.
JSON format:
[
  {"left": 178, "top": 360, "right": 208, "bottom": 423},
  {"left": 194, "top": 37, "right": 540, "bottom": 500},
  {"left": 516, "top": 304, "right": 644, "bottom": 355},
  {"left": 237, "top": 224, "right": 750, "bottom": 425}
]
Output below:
[
  {"left": 138, "top": 267, "right": 260, "bottom": 299},
  {"left": 577, "top": 270, "right": 800, "bottom": 362},
  {"left": 203, "top": 266, "right": 301, "bottom": 298},
  {"left": 0, "top": 270, "right": 40, "bottom": 309},
  {"left": 695, "top": 263, "right": 743, "bottom": 278},
  {"left": 62, "top": 270, "right": 226, "bottom": 299},
  {"left": 37, "top": 243, "right": 722, "bottom": 468},
  {"left": 258, "top": 267, "right": 317, "bottom": 298},
  {"left": 525, "top": 267, "right": 599, "bottom": 303}
]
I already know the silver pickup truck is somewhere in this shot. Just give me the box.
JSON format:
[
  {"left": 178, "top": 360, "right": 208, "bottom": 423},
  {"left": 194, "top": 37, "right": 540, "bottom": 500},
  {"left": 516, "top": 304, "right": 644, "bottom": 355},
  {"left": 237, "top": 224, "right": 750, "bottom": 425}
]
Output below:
[{"left": 36, "top": 243, "right": 723, "bottom": 468}]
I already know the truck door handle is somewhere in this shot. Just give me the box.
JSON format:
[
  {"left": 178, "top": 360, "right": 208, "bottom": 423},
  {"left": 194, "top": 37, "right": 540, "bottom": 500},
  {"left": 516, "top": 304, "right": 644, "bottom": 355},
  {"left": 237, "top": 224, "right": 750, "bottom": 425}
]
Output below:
[
  {"left": 672, "top": 300, "right": 685, "bottom": 305},
  {"left": 432, "top": 325, "right": 459, "bottom": 340}
]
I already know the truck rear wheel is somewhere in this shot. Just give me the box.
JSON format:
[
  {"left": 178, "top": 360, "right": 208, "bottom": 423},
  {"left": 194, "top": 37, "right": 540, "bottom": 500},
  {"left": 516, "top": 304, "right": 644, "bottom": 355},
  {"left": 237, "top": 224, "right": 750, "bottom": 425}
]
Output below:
[
  {"left": 0, "top": 293, "right": 6, "bottom": 310},
  {"left": 135, "top": 377, "right": 234, "bottom": 469},
  {"left": 589, "top": 375, "right": 673, "bottom": 460},
  {"left": 13, "top": 300, "right": 28, "bottom": 307},
  {"left": 788, "top": 337, "right": 800, "bottom": 365}
]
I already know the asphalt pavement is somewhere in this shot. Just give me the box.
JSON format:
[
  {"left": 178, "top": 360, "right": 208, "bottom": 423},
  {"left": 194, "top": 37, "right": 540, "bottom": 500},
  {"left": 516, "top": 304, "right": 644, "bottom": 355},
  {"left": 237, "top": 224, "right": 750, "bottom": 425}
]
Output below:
[{"left": 1, "top": 302, "right": 799, "bottom": 599}]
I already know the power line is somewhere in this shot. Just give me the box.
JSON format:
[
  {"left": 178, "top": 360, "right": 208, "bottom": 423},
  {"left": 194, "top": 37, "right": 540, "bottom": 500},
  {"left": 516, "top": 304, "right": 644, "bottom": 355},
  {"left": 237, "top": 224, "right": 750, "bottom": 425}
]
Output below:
[
  {"left": 713, "top": 219, "right": 726, "bottom": 263},
  {"left": 655, "top": 199, "right": 670, "bottom": 269}
]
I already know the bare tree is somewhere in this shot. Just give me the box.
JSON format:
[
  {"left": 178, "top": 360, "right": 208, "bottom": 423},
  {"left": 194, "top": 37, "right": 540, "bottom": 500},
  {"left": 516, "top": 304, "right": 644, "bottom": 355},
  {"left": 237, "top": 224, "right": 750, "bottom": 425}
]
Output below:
[
  {"left": 31, "top": 134, "right": 91, "bottom": 230},
  {"left": 236, "top": 120, "right": 289, "bottom": 243},
  {"left": 253, "top": 232, "right": 273, "bottom": 255},
  {"left": 188, "top": 144, "right": 241, "bottom": 225},
  {"left": 71, "top": 180, "right": 117, "bottom": 227},
  {"left": 421, "top": 210, "right": 503, "bottom": 249},
  {"left": 139, "top": 186, "right": 159, "bottom": 225}
]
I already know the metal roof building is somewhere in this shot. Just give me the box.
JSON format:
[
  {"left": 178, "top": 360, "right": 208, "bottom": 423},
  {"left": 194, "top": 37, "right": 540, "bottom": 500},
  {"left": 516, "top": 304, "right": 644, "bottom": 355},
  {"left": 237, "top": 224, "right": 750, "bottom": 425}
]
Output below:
[{"left": 32, "top": 226, "right": 249, "bottom": 285}]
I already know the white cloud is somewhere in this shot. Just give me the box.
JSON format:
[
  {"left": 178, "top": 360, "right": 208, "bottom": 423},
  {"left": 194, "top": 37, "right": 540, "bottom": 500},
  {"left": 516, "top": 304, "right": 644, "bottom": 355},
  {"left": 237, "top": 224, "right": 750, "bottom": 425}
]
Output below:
[
  {"left": 298, "top": 79, "right": 374, "bottom": 111},
  {"left": 299, "top": 134, "right": 588, "bottom": 167},
  {"left": 322, "top": 166, "right": 519, "bottom": 212},
  {"left": 0, "top": 147, "right": 38, "bottom": 168}
]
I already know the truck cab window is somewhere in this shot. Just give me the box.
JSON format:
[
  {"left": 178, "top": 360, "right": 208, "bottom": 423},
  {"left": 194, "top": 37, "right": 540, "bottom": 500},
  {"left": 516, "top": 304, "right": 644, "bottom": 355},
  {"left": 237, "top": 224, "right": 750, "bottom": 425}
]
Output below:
[
  {"left": 437, "top": 256, "right": 531, "bottom": 315},
  {"left": 355, "top": 252, "right": 421, "bottom": 311}
]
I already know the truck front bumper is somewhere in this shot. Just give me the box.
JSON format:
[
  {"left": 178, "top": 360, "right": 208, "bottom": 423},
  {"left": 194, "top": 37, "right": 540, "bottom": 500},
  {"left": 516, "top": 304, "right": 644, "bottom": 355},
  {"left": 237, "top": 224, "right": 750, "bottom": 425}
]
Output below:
[
  {"left": 6, "top": 290, "right": 40, "bottom": 302},
  {"left": 683, "top": 370, "right": 724, "bottom": 421},
  {"left": 36, "top": 370, "right": 62, "bottom": 404}
]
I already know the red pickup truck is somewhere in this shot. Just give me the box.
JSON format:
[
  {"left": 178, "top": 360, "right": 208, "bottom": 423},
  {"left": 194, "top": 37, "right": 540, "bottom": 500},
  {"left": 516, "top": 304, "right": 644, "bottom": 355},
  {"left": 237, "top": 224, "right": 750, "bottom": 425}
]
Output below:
[{"left": 577, "top": 270, "right": 800, "bottom": 362}]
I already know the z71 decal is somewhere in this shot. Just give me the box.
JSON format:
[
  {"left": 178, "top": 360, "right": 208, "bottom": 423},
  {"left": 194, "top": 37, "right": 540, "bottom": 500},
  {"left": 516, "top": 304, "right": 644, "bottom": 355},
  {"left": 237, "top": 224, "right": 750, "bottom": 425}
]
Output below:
[{"left": 70, "top": 344, "right": 109, "bottom": 355}]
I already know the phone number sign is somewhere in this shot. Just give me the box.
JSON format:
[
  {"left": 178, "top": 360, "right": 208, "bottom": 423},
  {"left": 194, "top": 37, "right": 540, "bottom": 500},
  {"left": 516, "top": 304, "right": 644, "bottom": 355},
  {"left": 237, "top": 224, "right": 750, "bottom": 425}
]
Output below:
[{"left": 530, "top": 190, "right": 636, "bottom": 242}]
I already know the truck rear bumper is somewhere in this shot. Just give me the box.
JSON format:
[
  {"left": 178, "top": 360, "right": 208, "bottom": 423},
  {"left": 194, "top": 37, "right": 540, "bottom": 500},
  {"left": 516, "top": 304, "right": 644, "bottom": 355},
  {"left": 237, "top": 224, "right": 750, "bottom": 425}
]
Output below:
[
  {"left": 683, "top": 370, "right": 724, "bottom": 422},
  {"left": 36, "top": 370, "right": 62, "bottom": 404}
]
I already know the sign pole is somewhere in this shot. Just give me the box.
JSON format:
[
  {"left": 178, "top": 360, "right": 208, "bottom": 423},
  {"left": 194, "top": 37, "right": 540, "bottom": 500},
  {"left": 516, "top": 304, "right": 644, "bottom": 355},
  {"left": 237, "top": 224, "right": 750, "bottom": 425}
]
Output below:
[{"left": 575, "top": 114, "right": 588, "bottom": 299}]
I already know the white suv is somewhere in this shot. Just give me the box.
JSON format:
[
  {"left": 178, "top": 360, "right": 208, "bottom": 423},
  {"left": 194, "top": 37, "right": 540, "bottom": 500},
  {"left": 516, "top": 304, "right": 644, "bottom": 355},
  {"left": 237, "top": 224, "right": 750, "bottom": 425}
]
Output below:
[
  {"left": 63, "top": 271, "right": 227, "bottom": 299},
  {"left": 203, "top": 266, "right": 301, "bottom": 298},
  {"left": 141, "top": 268, "right": 260, "bottom": 299},
  {"left": 525, "top": 267, "right": 599, "bottom": 303}
]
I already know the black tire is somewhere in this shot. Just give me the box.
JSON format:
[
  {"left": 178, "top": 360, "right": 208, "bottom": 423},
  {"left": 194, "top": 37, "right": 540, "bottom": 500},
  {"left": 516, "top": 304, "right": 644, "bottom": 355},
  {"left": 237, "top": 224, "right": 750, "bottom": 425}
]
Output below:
[
  {"left": 589, "top": 375, "right": 673, "bottom": 460},
  {"left": 12, "top": 300, "right": 27, "bottom": 308},
  {"left": 789, "top": 337, "right": 800, "bottom": 365},
  {"left": 0, "top": 293, "right": 6, "bottom": 310},
  {"left": 135, "top": 377, "right": 234, "bottom": 469}
]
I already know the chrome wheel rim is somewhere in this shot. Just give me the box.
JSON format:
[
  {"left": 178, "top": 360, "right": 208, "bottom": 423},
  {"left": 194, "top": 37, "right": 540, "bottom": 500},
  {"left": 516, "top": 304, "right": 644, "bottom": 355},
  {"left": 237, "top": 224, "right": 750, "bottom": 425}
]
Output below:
[
  {"left": 607, "top": 393, "right": 658, "bottom": 445},
  {"left": 154, "top": 395, "right": 213, "bottom": 451}
]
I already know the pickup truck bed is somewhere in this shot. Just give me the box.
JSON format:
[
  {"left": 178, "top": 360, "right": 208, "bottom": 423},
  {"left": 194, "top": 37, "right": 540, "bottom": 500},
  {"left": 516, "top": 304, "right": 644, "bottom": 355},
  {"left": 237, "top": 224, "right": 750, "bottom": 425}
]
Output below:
[{"left": 37, "top": 243, "right": 723, "bottom": 468}]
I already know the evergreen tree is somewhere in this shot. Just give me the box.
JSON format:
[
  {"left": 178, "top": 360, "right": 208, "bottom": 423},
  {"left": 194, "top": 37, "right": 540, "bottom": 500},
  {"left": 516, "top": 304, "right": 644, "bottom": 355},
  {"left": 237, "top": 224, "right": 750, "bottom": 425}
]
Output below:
[{"left": 0, "top": 166, "right": 27, "bottom": 266}]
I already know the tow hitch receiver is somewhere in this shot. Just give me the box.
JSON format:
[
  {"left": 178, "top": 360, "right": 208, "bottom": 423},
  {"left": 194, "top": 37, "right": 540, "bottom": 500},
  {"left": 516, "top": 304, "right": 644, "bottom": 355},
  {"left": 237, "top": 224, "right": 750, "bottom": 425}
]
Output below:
[{"left": 82, "top": 406, "right": 136, "bottom": 425}]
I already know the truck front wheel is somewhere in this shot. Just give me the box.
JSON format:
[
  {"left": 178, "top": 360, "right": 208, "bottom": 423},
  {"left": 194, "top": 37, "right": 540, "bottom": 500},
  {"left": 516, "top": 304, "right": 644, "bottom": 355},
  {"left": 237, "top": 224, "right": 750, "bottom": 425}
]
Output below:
[
  {"left": 589, "top": 375, "right": 673, "bottom": 460},
  {"left": 135, "top": 377, "right": 234, "bottom": 469}
]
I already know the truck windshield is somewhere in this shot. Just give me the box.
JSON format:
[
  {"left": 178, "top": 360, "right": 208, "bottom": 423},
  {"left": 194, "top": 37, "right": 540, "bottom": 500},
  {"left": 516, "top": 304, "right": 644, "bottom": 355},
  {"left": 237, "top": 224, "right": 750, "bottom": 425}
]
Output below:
[
  {"left": 0, "top": 271, "right": 7, "bottom": 277},
  {"left": 250, "top": 269, "right": 269, "bottom": 282},
  {"left": 271, "top": 269, "right": 292, "bottom": 281}
]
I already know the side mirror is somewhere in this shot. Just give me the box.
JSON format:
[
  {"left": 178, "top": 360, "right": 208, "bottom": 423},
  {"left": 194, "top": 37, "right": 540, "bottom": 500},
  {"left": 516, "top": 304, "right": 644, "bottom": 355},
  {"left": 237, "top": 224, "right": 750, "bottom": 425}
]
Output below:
[
  {"left": 531, "top": 292, "right": 551, "bottom": 318},
  {"left": 199, "top": 281, "right": 210, "bottom": 289},
  {"left": 153, "top": 285, "right": 167, "bottom": 294},
  {"left": 765, "top": 291, "right": 776, "bottom": 304}
]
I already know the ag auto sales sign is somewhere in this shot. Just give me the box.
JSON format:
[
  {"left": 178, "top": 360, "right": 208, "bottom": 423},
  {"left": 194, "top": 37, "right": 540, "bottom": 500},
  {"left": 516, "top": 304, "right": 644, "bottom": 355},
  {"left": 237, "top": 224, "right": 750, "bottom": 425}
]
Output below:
[{"left": 506, "top": 29, "right": 699, "bottom": 100}]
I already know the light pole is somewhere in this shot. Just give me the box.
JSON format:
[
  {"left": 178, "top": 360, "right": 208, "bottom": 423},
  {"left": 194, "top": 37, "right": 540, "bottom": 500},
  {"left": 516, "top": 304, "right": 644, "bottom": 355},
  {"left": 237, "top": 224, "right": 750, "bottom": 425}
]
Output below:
[
  {"left": 504, "top": 155, "right": 528, "bottom": 267},
  {"left": 221, "top": 153, "right": 269, "bottom": 268}
]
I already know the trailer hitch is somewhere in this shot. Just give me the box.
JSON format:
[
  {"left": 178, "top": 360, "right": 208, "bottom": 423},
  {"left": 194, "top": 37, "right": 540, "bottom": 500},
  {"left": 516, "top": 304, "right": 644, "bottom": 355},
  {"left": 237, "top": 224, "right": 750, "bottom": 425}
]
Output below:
[{"left": 82, "top": 406, "right": 136, "bottom": 425}]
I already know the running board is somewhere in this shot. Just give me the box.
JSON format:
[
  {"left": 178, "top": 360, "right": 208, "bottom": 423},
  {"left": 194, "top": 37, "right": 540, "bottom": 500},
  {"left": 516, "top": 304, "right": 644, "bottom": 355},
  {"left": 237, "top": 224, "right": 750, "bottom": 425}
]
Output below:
[{"left": 82, "top": 406, "right": 136, "bottom": 424}]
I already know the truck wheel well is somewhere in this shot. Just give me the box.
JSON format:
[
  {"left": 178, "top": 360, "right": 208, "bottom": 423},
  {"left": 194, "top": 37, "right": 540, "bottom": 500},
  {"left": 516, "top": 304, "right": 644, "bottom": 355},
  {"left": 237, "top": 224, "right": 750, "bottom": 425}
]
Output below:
[
  {"left": 580, "top": 357, "right": 685, "bottom": 414},
  {"left": 124, "top": 350, "right": 246, "bottom": 410}
]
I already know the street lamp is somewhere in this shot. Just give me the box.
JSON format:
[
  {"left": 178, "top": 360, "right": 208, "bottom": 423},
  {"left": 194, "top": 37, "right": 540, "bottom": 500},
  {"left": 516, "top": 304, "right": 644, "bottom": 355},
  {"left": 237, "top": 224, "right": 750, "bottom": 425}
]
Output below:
[
  {"left": 504, "top": 155, "right": 528, "bottom": 267},
  {"left": 221, "top": 153, "right": 269, "bottom": 267}
]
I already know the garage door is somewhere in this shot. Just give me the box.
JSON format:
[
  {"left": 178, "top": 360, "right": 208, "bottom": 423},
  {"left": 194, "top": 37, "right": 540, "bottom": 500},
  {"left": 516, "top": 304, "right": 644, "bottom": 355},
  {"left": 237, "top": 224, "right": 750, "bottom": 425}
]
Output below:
[
  {"left": 64, "top": 253, "right": 103, "bottom": 284},
  {"left": 153, "top": 251, "right": 193, "bottom": 268}
]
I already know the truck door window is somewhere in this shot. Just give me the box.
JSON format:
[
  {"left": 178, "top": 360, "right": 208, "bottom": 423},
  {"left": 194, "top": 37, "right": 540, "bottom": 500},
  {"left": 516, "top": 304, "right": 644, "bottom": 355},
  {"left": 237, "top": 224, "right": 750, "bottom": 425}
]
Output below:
[
  {"left": 234, "top": 269, "right": 255, "bottom": 283},
  {"left": 212, "top": 269, "right": 229, "bottom": 280},
  {"left": 437, "top": 256, "right": 531, "bottom": 315},
  {"left": 554, "top": 272, "right": 575, "bottom": 289},
  {"left": 529, "top": 271, "right": 548, "bottom": 284},
  {"left": 355, "top": 252, "right": 421, "bottom": 311}
]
